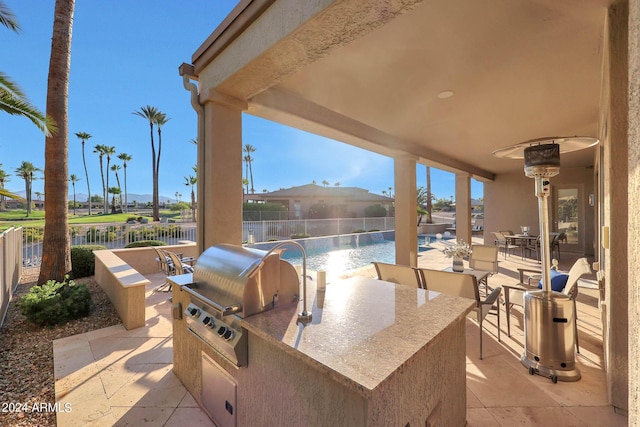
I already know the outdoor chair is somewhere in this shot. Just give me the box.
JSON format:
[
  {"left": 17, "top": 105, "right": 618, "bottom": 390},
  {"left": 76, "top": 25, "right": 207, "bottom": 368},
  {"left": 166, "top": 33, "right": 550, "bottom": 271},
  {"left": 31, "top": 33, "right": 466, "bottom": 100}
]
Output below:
[
  {"left": 154, "top": 247, "right": 173, "bottom": 292},
  {"left": 166, "top": 250, "right": 195, "bottom": 276},
  {"left": 502, "top": 257, "right": 591, "bottom": 353},
  {"left": 524, "top": 235, "right": 541, "bottom": 261},
  {"left": 492, "top": 231, "right": 519, "bottom": 258},
  {"left": 469, "top": 244, "right": 499, "bottom": 295},
  {"left": 550, "top": 232, "right": 563, "bottom": 260},
  {"left": 372, "top": 262, "right": 422, "bottom": 288},
  {"left": 418, "top": 268, "right": 501, "bottom": 359}
]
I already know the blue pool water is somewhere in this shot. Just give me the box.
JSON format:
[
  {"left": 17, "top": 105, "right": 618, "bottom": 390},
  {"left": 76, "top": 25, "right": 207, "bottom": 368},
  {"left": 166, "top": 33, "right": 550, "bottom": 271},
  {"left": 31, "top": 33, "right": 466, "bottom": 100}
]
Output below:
[{"left": 280, "top": 235, "right": 437, "bottom": 274}]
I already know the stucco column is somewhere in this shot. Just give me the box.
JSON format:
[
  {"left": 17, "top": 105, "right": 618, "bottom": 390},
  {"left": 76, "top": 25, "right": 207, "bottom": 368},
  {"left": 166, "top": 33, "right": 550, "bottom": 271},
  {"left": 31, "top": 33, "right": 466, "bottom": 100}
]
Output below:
[
  {"left": 455, "top": 173, "right": 472, "bottom": 244},
  {"left": 198, "top": 89, "right": 247, "bottom": 252},
  {"left": 394, "top": 155, "right": 417, "bottom": 266},
  {"left": 602, "top": 2, "right": 629, "bottom": 413},
  {"left": 627, "top": 0, "right": 639, "bottom": 421}
]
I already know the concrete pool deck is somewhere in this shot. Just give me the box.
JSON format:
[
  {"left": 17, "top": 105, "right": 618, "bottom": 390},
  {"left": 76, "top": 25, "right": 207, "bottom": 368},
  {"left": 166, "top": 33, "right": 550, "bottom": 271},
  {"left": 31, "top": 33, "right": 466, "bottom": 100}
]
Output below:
[{"left": 53, "top": 237, "right": 627, "bottom": 426}]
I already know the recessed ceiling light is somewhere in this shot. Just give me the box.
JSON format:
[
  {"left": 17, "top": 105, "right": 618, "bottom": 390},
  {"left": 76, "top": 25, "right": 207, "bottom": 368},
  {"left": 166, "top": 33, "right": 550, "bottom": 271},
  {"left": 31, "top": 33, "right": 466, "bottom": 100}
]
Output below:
[{"left": 437, "top": 90, "right": 454, "bottom": 99}]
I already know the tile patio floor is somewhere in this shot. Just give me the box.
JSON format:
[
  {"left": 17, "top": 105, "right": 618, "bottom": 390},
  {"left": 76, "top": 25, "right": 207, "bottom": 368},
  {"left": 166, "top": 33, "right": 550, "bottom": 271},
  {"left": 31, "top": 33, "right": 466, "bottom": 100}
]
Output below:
[{"left": 53, "top": 238, "right": 628, "bottom": 426}]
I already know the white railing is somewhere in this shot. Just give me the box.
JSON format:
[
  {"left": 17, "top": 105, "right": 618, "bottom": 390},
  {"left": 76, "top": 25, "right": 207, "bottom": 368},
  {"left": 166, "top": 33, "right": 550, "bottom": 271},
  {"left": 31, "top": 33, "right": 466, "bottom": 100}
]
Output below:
[
  {"left": 22, "top": 222, "right": 197, "bottom": 267},
  {"left": 242, "top": 217, "right": 395, "bottom": 243},
  {"left": 18, "top": 217, "right": 396, "bottom": 267},
  {"left": 1, "top": 227, "right": 22, "bottom": 326}
]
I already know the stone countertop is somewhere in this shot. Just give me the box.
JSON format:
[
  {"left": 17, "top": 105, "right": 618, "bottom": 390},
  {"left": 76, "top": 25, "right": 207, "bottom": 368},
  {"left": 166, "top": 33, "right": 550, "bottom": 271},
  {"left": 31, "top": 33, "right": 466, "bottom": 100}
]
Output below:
[{"left": 242, "top": 276, "right": 474, "bottom": 398}]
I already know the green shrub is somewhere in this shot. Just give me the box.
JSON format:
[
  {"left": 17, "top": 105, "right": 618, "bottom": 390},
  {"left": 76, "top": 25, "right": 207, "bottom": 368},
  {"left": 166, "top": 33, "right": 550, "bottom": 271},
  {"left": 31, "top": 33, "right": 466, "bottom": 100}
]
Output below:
[
  {"left": 19, "top": 277, "right": 92, "bottom": 326},
  {"left": 23, "top": 228, "right": 44, "bottom": 243},
  {"left": 71, "top": 245, "right": 106, "bottom": 278},
  {"left": 124, "top": 240, "right": 168, "bottom": 248},
  {"left": 364, "top": 204, "right": 387, "bottom": 217},
  {"left": 290, "top": 232, "right": 311, "bottom": 239}
]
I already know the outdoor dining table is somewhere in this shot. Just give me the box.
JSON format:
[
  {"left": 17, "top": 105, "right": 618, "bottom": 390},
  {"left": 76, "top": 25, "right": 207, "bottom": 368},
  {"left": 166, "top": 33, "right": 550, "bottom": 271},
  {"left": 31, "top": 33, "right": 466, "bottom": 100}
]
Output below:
[{"left": 507, "top": 234, "right": 539, "bottom": 260}]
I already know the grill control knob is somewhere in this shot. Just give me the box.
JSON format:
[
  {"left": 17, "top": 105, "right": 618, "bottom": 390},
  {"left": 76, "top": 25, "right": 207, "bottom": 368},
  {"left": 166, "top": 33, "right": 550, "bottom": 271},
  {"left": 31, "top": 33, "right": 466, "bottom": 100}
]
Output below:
[
  {"left": 188, "top": 307, "right": 201, "bottom": 318},
  {"left": 223, "top": 329, "right": 234, "bottom": 341},
  {"left": 217, "top": 326, "right": 228, "bottom": 337},
  {"left": 203, "top": 316, "right": 212, "bottom": 326}
]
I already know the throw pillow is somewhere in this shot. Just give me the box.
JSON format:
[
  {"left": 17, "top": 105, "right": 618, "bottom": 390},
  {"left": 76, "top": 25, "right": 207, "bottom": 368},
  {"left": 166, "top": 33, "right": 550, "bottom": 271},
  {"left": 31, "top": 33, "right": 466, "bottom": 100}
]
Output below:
[{"left": 538, "top": 269, "right": 569, "bottom": 292}]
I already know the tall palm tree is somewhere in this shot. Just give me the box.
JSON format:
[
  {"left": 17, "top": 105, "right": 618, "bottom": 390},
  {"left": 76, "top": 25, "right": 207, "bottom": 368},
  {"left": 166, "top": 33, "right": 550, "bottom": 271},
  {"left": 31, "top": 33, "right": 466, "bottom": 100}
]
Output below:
[
  {"left": 0, "top": 1, "right": 53, "bottom": 135},
  {"left": 69, "top": 173, "right": 80, "bottom": 215},
  {"left": 243, "top": 155, "right": 251, "bottom": 195},
  {"left": 75, "top": 131, "right": 92, "bottom": 214},
  {"left": 93, "top": 144, "right": 107, "bottom": 213},
  {"left": 0, "top": 164, "right": 10, "bottom": 210},
  {"left": 243, "top": 144, "right": 256, "bottom": 194},
  {"left": 110, "top": 163, "right": 122, "bottom": 212},
  {"left": 133, "top": 105, "right": 163, "bottom": 221},
  {"left": 184, "top": 173, "right": 197, "bottom": 223},
  {"left": 154, "top": 112, "right": 169, "bottom": 220},
  {"left": 426, "top": 166, "right": 433, "bottom": 223},
  {"left": 15, "top": 161, "right": 40, "bottom": 216},
  {"left": 117, "top": 152, "right": 131, "bottom": 212},
  {"left": 39, "top": 0, "right": 75, "bottom": 285},
  {"left": 103, "top": 145, "right": 116, "bottom": 213}
]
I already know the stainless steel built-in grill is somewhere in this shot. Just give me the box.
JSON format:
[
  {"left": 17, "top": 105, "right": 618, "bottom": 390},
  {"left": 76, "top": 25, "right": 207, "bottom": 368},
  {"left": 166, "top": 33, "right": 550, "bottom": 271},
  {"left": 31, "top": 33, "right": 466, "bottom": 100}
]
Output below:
[{"left": 181, "top": 243, "right": 300, "bottom": 367}]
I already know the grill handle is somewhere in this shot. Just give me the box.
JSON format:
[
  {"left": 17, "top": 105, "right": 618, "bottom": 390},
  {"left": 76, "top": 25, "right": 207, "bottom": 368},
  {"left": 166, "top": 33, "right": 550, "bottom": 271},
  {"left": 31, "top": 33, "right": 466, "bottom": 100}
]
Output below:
[{"left": 181, "top": 285, "right": 243, "bottom": 316}]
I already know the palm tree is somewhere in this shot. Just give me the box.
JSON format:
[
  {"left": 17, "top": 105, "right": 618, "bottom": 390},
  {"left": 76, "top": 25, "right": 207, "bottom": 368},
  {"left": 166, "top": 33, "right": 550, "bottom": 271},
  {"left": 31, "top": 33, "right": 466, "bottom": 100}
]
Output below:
[
  {"left": 75, "top": 131, "right": 92, "bottom": 214},
  {"left": 0, "top": 164, "right": 10, "bottom": 210},
  {"left": 69, "top": 173, "right": 80, "bottom": 215},
  {"left": 93, "top": 144, "right": 107, "bottom": 213},
  {"left": 103, "top": 145, "right": 116, "bottom": 213},
  {"left": 0, "top": 2, "right": 53, "bottom": 134},
  {"left": 185, "top": 173, "right": 197, "bottom": 223},
  {"left": 243, "top": 144, "right": 256, "bottom": 194},
  {"left": 174, "top": 191, "right": 180, "bottom": 203},
  {"left": 154, "top": 112, "right": 169, "bottom": 219},
  {"left": 110, "top": 163, "right": 122, "bottom": 212},
  {"left": 243, "top": 155, "right": 251, "bottom": 194},
  {"left": 117, "top": 152, "right": 131, "bottom": 212},
  {"left": 133, "top": 105, "right": 163, "bottom": 221},
  {"left": 39, "top": 0, "right": 75, "bottom": 285},
  {"left": 426, "top": 166, "right": 433, "bottom": 223},
  {"left": 322, "top": 180, "right": 329, "bottom": 187},
  {"left": 15, "top": 161, "right": 40, "bottom": 216},
  {"left": 35, "top": 191, "right": 43, "bottom": 209},
  {"left": 107, "top": 186, "right": 121, "bottom": 214}
]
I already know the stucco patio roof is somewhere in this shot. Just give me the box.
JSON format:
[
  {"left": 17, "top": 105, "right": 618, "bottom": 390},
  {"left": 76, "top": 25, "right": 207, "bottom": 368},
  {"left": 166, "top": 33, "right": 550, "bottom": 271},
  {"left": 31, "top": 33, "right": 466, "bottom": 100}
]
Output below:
[{"left": 189, "top": 0, "right": 611, "bottom": 180}]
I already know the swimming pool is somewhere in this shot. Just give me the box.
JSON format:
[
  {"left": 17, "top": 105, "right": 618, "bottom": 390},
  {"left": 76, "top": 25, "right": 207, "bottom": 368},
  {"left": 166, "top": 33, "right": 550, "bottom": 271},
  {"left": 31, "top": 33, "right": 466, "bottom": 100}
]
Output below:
[{"left": 280, "top": 235, "right": 437, "bottom": 275}]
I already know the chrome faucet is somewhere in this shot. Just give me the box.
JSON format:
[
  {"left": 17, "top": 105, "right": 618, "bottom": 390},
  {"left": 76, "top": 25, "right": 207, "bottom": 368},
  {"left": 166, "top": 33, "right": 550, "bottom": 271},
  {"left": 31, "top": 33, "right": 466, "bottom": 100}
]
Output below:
[{"left": 241, "top": 240, "right": 312, "bottom": 324}]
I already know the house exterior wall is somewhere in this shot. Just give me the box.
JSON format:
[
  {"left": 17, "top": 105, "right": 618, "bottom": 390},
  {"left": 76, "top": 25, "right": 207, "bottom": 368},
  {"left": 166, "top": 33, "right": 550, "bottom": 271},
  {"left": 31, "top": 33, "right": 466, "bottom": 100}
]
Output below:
[{"left": 484, "top": 166, "right": 595, "bottom": 256}]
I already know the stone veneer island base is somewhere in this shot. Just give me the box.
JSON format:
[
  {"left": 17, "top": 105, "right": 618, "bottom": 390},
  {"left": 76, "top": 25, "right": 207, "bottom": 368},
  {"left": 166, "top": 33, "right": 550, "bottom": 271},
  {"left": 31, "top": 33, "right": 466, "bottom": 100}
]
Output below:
[{"left": 170, "top": 274, "right": 474, "bottom": 427}]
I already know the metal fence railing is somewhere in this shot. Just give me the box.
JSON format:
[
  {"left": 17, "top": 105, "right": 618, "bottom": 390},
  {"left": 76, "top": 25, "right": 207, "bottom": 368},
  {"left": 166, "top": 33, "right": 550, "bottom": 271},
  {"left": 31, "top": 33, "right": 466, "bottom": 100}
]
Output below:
[
  {"left": 242, "top": 217, "right": 395, "bottom": 243},
  {"left": 1, "top": 227, "right": 22, "bottom": 326},
  {"left": 18, "top": 217, "right": 397, "bottom": 267},
  {"left": 22, "top": 222, "right": 198, "bottom": 267}
]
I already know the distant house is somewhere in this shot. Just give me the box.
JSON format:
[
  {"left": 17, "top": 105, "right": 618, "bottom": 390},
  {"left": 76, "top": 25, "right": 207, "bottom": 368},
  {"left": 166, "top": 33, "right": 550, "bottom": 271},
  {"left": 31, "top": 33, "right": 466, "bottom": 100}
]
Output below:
[{"left": 245, "top": 184, "right": 394, "bottom": 219}]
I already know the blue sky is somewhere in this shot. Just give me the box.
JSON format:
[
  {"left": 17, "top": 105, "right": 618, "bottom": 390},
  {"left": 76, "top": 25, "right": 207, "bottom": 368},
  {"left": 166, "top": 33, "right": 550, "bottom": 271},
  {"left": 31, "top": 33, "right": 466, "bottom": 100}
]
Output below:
[{"left": 1, "top": 0, "right": 482, "bottom": 202}]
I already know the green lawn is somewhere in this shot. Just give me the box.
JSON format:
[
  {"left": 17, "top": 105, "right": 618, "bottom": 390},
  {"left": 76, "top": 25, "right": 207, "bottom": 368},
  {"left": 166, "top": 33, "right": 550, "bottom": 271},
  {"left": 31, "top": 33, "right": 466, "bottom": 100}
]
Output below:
[{"left": 0, "top": 210, "right": 168, "bottom": 230}]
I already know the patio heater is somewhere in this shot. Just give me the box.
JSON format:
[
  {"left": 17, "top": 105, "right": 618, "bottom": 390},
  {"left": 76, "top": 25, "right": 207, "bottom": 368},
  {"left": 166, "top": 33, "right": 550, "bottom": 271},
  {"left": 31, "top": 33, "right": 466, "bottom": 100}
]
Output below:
[{"left": 493, "top": 136, "right": 598, "bottom": 382}]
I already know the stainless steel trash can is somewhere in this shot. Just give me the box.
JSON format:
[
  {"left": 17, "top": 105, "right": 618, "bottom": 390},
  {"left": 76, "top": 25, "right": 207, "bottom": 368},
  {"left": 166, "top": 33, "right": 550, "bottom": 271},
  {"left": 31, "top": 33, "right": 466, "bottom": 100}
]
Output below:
[{"left": 521, "top": 290, "right": 580, "bottom": 382}]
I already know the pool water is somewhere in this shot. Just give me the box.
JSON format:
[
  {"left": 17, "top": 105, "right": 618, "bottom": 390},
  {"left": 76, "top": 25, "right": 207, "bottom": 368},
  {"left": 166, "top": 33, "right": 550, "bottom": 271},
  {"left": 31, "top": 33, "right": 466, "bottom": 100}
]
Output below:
[{"left": 281, "top": 236, "right": 436, "bottom": 275}]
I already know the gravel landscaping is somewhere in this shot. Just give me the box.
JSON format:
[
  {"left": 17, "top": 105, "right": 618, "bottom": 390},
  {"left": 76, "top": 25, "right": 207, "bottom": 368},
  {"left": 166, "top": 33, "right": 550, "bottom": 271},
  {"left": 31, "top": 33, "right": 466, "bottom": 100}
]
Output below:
[{"left": 0, "top": 268, "right": 121, "bottom": 427}]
